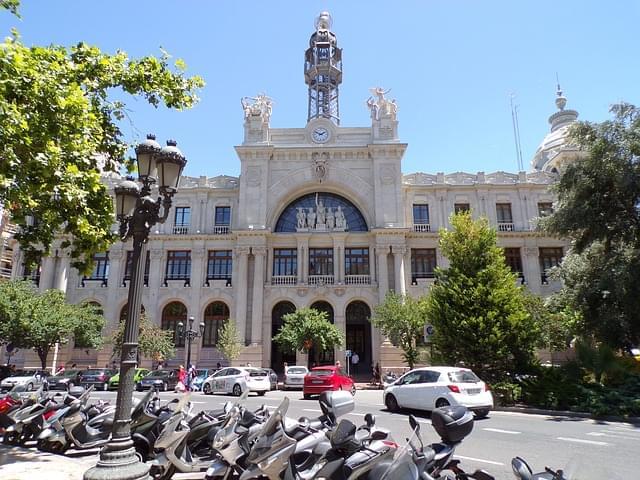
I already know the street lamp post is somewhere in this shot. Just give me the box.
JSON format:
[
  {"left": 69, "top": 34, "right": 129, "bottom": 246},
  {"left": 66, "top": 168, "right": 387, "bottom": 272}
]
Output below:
[
  {"left": 85, "top": 135, "right": 186, "bottom": 480},
  {"left": 177, "top": 315, "right": 205, "bottom": 373}
]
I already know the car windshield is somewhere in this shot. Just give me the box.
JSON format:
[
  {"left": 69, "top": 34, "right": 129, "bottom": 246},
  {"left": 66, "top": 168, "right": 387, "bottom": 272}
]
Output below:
[
  {"left": 11, "top": 370, "right": 33, "bottom": 376},
  {"left": 287, "top": 367, "right": 307, "bottom": 374},
  {"left": 448, "top": 370, "right": 480, "bottom": 383},
  {"left": 248, "top": 369, "right": 266, "bottom": 377},
  {"left": 309, "top": 369, "right": 334, "bottom": 376},
  {"left": 196, "top": 370, "right": 208, "bottom": 378},
  {"left": 150, "top": 370, "right": 170, "bottom": 377},
  {"left": 83, "top": 369, "right": 106, "bottom": 375},
  {"left": 59, "top": 370, "right": 80, "bottom": 377}
]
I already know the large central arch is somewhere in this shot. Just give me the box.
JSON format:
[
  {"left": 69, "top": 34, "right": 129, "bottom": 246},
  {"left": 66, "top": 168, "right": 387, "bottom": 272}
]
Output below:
[{"left": 275, "top": 192, "right": 368, "bottom": 232}]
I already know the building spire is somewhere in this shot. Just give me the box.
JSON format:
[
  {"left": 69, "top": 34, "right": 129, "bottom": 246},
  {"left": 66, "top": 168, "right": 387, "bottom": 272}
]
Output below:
[
  {"left": 548, "top": 82, "right": 578, "bottom": 132},
  {"left": 304, "top": 11, "right": 343, "bottom": 125}
]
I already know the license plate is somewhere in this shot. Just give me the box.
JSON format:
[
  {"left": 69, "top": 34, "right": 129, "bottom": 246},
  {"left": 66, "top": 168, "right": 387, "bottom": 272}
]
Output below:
[
  {"left": 466, "top": 388, "right": 481, "bottom": 395},
  {"left": 312, "top": 380, "right": 323, "bottom": 384}
]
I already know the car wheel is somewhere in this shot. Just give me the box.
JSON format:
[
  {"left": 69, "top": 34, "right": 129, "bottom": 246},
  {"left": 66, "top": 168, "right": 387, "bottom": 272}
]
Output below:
[
  {"left": 257, "top": 390, "right": 266, "bottom": 396},
  {"left": 3, "top": 431, "right": 20, "bottom": 445},
  {"left": 303, "top": 394, "right": 311, "bottom": 400},
  {"left": 350, "top": 385, "right": 356, "bottom": 396},
  {"left": 26, "top": 383, "right": 33, "bottom": 391},
  {"left": 203, "top": 383, "right": 212, "bottom": 395},
  {"left": 385, "top": 394, "right": 399, "bottom": 412},
  {"left": 474, "top": 409, "right": 490, "bottom": 419},
  {"left": 435, "top": 398, "right": 450, "bottom": 409},
  {"left": 163, "top": 382, "right": 168, "bottom": 392},
  {"left": 232, "top": 384, "right": 242, "bottom": 397}
]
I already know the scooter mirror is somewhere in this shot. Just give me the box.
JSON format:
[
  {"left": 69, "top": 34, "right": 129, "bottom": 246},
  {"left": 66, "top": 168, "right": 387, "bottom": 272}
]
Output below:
[
  {"left": 511, "top": 457, "right": 533, "bottom": 480},
  {"left": 223, "top": 401, "right": 232, "bottom": 414},
  {"left": 364, "top": 413, "right": 375, "bottom": 428},
  {"left": 408, "top": 414, "right": 419, "bottom": 433}
]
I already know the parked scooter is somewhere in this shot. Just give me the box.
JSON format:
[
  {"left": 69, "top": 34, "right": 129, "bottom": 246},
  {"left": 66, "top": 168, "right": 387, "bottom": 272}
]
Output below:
[
  {"left": 0, "top": 386, "right": 47, "bottom": 440},
  {"left": 511, "top": 457, "right": 568, "bottom": 480}
]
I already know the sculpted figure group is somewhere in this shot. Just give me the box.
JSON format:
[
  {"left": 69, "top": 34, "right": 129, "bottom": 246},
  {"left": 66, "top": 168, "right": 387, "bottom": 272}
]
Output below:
[{"left": 295, "top": 195, "right": 347, "bottom": 231}]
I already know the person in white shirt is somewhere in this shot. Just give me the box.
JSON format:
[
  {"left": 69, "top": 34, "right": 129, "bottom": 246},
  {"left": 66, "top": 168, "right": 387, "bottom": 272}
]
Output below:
[{"left": 351, "top": 352, "right": 360, "bottom": 375}]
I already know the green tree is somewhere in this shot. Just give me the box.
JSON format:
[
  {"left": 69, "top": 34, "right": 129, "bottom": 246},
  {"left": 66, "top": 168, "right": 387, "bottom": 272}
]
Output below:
[
  {"left": 426, "top": 212, "right": 538, "bottom": 379},
  {"left": 542, "top": 104, "right": 640, "bottom": 349},
  {"left": 272, "top": 308, "right": 344, "bottom": 366},
  {"left": 372, "top": 291, "right": 427, "bottom": 369},
  {"left": 0, "top": 280, "right": 104, "bottom": 369},
  {"left": 111, "top": 314, "right": 175, "bottom": 364},
  {"left": 0, "top": 6, "right": 204, "bottom": 272},
  {"left": 216, "top": 320, "right": 243, "bottom": 363}
]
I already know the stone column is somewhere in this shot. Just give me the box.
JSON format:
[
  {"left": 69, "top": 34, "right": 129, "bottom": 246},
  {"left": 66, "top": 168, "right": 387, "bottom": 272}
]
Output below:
[
  {"left": 190, "top": 247, "right": 206, "bottom": 288},
  {"left": 523, "top": 246, "right": 541, "bottom": 294},
  {"left": 377, "top": 247, "right": 389, "bottom": 302},
  {"left": 250, "top": 247, "right": 266, "bottom": 344},
  {"left": 147, "top": 248, "right": 164, "bottom": 318},
  {"left": 234, "top": 247, "right": 250, "bottom": 343},
  {"left": 266, "top": 247, "right": 273, "bottom": 284},
  {"left": 53, "top": 252, "right": 70, "bottom": 292},
  {"left": 369, "top": 244, "right": 376, "bottom": 285},
  {"left": 39, "top": 256, "right": 56, "bottom": 291},
  {"left": 392, "top": 246, "right": 406, "bottom": 295},
  {"left": 298, "top": 235, "right": 309, "bottom": 284},
  {"left": 334, "top": 313, "right": 346, "bottom": 366}
]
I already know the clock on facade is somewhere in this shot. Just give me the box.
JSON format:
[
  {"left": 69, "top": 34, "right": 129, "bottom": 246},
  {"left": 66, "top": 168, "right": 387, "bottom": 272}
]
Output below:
[{"left": 311, "top": 126, "right": 330, "bottom": 143}]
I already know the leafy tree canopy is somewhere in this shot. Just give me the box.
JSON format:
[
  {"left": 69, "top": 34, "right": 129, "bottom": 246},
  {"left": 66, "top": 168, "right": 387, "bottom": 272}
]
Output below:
[
  {"left": 542, "top": 104, "right": 640, "bottom": 349},
  {"left": 0, "top": 280, "right": 104, "bottom": 369},
  {"left": 426, "top": 212, "right": 539, "bottom": 379},
  {"left": 371, "top": 291, "right": 427, "bottom": 369},
  {"left": 111, "top": 313, "right": 175, "bottom": 363},
  {"left": 272, "top": 308, "right": 344, "bottom": 365},
  {"left": 216, "top": 320, "right": 243, "bottom": 363},
  {"left": 0, "top": 5, "right": 204, "bottom": 272}
]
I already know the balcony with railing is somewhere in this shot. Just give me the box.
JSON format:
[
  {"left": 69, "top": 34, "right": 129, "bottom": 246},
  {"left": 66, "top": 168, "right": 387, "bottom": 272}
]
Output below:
[
  {"left": 213, "top": 225, "right": 231, "bottom": 235},
  {"left": 413, "top": 223, "right": 431, "bottom": 233},
  {"left": 271, "top": 275, "right": 297, "bottom": 286},
  {"left": 308, "top": 275, "right": 334, "bottom": 286},
  {"left": 205, "top": 276, "right": 232, "bottom": 287},
  {"left": 497, "top": 222, "right": 514, "bottom": 232},
  {"left": 163, "top": 273, "right": 191, "bottom": 287},
  {"left": 344, "top": 275, "right": 371, "bottom": 285},
  {"left": 81, "top": 276, "right": 108, "bottom": 287},
  {"left": 172, "top": 225, "right": 190, "bottom": 235}
]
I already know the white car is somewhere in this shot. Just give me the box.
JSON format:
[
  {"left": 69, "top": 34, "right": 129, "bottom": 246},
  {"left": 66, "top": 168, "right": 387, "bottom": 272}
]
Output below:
[
  {"left": 283, "top": 366, "right": 308, "bottom": 390},
  {"left": 383, "top": 366, "right": 493, "bottom": 418},
  {"left": 201, "top": 367, "right": 270, "bottom": 396},
  {"left": 0, "top": 370, "right": 49, "bottom": 393}
]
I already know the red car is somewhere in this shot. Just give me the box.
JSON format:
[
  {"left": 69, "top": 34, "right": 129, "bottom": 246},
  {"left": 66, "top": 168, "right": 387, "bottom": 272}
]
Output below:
[{"left": 303, "top": 365, "right": 356, "bottom": 399}]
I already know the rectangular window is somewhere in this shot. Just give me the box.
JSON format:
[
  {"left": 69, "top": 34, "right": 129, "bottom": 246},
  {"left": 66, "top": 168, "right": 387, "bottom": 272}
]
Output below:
[
  {"left": 538, "top": 202, "right": 554, "bottom": 217},
  {"left": 539, "top": 247, "right": 563, "bottom": 284},
  {"left": 309, "top": 248, "right": 334, "bottom": 276},
  {"left": 173, "top": 207, "right": 190, "bottom": 234},
  {"left": 123, "top": 251, "right": 150, "bottom": 286},
  {"left": 411, "top": 248, "right": 437, "bottom": 280},
  {"left": 454, "top": 203, "right": 470, "bottom": 214},
  {"left": 412, "top": 204, "right": 430, "bottom": 224},
  {"left": 273, "top": 248, "right": 297, "bottom": 276},
  {"left": 504, "top": 248, "right": 523, "bottom": 276},
  {"left": 215, "top": 206, "right": 231, "bottom": 226},
  {"left": 83, "top": 252, "right": 109, "bottom": 286},
  {"left": 165, "top": 250, "right": 191, "bottom": 282},
  {"left": 345, "top": 247, "right": 370, "bottom": 276},
  {"left": 496, "top": 203, "right": 513, "bottom": 223},
  {"left": 206, "top": 250, "right": 232, "bottom": 281},
  {"left": 22, "top": 254, "right": 42, "bottom": 286}
]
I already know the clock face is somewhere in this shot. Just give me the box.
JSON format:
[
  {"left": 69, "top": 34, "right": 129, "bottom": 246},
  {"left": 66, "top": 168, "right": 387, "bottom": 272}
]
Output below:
[{"left": 312, "top": 127, "right": 330, "bottom": 143}]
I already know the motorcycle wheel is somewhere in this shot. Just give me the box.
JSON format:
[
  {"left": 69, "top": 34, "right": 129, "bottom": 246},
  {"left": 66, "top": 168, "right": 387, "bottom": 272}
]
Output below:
[
  {"left": 48, "top": 440, "right": 69, "bottom": 454},
  {"left": 151, "top": 464, "right": 176, "bottom": 480},
  {"left": 37, "top": 439, "right": 49, "bottom": 452},
  {"left": 2, "top": 430, "right": 20, "bottom": 445}
]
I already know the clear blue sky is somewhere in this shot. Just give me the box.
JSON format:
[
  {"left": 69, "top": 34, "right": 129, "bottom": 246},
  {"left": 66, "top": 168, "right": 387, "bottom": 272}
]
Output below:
[{"left": 2, "top": 1, "right": 639, "bottom": 178}]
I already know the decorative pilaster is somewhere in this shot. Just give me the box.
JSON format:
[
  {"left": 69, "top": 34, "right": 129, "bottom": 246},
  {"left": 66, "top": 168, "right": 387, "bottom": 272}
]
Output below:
[
  {"left": 250, "top": 247, "right": 266, "bottom": 344},
  {"left": 392, "top": 246, "right": 406, "bottom": 295},
  {"left": 376, "top": 247, "right": 389, "bottom": 302},
  {"left": 39, "top": 256, "right": 56, "bottom": 291},
  {"left": 53, "top": 251, "right": 70, "bottom": 292},
  {"left": 234, "top": 247, "right": 250, "bottom": 344}
]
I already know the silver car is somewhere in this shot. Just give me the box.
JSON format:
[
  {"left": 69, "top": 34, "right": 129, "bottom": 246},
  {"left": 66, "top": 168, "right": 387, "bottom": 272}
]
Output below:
[
  {"left": 283, "top": 366, "right": 308, "bottom": 390},
  {"left": 0, "top": 370, "right": 48, "bottom": 393}
]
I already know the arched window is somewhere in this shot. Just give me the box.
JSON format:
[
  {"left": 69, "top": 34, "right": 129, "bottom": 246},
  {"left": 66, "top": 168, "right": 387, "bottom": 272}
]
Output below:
[
  {"left": 203, "top": 302, "right": 229, "bottom": 347},
  {"left": 275, "top": 193, "right": 367, "bottom": 232},
  {"left": 119, "top": 304, "right": 146, "bottom": 322},
  {"left": 161, "top": 302, "right": 187, "bottom": 347}
]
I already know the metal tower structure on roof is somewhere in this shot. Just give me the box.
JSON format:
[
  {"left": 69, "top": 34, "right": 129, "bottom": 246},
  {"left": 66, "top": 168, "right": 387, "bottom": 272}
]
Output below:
[{"left": 304, "top": 11, "right": 343, "bottom": 125}]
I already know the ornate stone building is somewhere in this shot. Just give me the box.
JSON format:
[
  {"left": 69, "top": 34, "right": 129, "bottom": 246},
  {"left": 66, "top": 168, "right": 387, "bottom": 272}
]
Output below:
[{"left": 5, "top": 12, "right": 573, "bottom": 371}]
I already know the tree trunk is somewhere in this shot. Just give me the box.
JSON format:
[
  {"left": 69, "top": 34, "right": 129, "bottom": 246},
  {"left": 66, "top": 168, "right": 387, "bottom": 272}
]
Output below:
[{"left": 36, "top": 347, "right": 49, "bottom": 370}]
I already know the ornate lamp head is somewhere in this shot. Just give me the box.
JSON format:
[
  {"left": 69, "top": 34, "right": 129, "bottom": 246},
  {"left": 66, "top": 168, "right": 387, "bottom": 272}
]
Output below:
[
  {"left": 135, "top": 134, "right": 162, "bottom": 181},
  {"left": 156, "top": 140, "right": 187, "bottom": 194}
]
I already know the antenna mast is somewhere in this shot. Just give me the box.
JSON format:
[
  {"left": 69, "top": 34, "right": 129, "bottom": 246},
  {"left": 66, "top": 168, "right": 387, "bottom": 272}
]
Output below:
[{"left": 510, "top": 93, "right": 524, "bottom": 171}]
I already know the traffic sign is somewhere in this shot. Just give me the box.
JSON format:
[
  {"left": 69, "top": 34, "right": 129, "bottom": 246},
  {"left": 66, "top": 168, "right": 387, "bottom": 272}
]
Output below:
[
  {"left": 345, "top": 349, "right": 352, "bottom": 357},
  {"left": 423, "top": 324, "right": 435, "bottom": 342}
]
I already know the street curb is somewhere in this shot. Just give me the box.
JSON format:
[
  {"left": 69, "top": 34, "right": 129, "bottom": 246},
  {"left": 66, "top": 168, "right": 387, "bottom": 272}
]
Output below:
[{"left": 494, "top": 405, "right": 640, "bottom": 425}]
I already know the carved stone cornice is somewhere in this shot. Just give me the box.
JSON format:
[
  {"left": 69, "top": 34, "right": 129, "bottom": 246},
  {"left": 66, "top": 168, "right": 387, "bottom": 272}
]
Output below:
[
  {"left": 251, "top": 247, "right": 267, "bottom": 257},
  {"left": 235, "top": 246, "right": 251, "bottom": 256}
]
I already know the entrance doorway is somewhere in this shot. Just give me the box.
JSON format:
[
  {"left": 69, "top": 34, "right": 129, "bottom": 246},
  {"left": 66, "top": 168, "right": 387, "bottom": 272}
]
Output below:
[
  {"left": 271, "top": 302, "right": 297, "bottom": 373},
  {"left": 346, "top": 301, "right": 371, "bottom": 380},
  {"left": 309, "top": 301, "right": 335, "bottom": 367}
]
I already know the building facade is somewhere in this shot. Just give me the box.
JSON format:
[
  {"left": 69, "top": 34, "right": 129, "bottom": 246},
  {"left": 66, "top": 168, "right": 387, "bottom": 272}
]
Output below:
[{"left": 5, "top": 12, "right": 574, "bottom": 371}]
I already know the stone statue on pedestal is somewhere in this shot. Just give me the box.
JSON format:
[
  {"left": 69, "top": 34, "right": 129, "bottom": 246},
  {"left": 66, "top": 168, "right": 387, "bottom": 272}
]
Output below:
[{"left": 296, "top": 207, "right": 307, "bottom": 229}]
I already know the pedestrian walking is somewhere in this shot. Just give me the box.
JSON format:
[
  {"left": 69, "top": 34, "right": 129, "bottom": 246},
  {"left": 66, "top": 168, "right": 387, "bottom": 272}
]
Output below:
[
  {"left": 176, "top": 365, "right": 187, "bottom": 393},
  {"left": 351, "top": 351, "right": 359, "bottom": 375}
]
